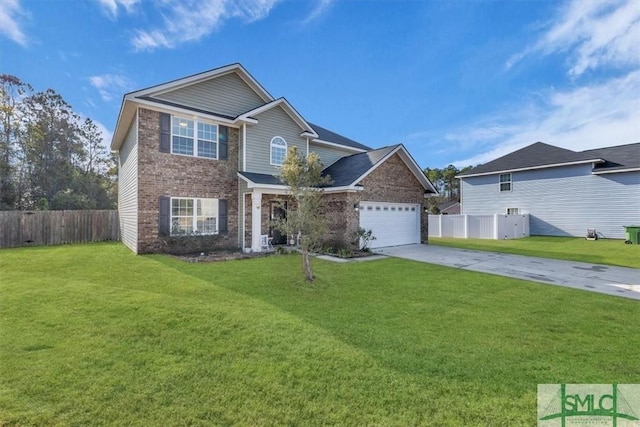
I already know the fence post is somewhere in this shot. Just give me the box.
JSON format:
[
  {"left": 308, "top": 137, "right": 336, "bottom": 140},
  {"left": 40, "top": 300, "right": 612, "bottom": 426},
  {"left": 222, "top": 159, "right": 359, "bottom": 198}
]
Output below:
[
  {"left": 493, "top": 214, "right": 499, "bottom": 240},
  {"left": 464, "top": 214, "right": 468, "bottom": 238},
  {"left": 438, "top": 214, "right": 443, "bottom": 238}
]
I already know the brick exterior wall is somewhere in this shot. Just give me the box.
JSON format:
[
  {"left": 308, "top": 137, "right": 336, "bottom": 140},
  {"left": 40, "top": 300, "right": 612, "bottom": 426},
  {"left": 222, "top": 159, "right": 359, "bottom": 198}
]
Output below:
[
  {"left": 136, "top": 108, "right": 240, "bottom": 253},
  {"left": 357, "top": 153, "right": 429, "bottom": 243},
  {"left": 321, "top": 192, "right": 360, "bottom": 247},
  {"left": 318, "top": 153, "right": 429, "bottom": 247}
]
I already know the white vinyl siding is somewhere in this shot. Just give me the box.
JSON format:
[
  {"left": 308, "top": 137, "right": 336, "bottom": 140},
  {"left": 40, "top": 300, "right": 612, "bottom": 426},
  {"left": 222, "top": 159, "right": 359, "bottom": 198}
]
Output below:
[
  {"left": 245, "top": 106, "right": 307, "bottom": 174},
  {"left": 118, "top": 114, "right": 138, "bottom": 253},
  {"left": 461, "top": 164, "right": 640, "bottom": 239},
  {"left": 154, "top": 72, "right": 265, "bottom": 118}
]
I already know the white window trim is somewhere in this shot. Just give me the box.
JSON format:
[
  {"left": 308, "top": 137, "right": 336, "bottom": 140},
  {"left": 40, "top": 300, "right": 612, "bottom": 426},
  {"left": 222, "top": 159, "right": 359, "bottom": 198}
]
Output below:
[
  {"left": 170, "top": 115, "right": 219, "bottom": 160},
  {"left": 270, "top": 136, "right": 287, "bottom": 166},
  {"left": 170, "top": 197, "right": 219, "bottom": 236},
  {"left": 499, "top": 173, "right": 512, "bottom": 192},
  {"left": 506, "top": 207, "right": 520, "bottom": 215}
]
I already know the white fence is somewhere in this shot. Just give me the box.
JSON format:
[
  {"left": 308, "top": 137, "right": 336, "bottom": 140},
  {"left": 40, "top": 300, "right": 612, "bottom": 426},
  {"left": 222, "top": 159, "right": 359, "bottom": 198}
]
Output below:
[{"left": 429, "top": 214, "right": 530, "bottom": 240}]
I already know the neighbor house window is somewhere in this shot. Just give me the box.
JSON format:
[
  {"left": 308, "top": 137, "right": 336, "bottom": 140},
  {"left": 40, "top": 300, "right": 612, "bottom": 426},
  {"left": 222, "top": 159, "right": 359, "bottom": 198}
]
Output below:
[
  {"left": 170, "top": 197, "right": 218, "bottom": 235},
  {"left": 171, "top": 116, "right": 219, "bottom": 159},
  {"left": 270, "top": 136, "right": 287, "bottom": 166},
  {"left": 506, "top": 208, "right": 519, "bottom": 215},
  {"left": 499, "top": 173, "right": 512, "bottom": 192}
]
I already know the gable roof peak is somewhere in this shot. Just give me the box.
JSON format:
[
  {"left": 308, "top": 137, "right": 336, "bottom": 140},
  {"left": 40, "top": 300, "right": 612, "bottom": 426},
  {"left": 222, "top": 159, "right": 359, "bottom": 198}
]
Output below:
[{"left": 125, "top": 62, "right": 274, "bottom": 102}]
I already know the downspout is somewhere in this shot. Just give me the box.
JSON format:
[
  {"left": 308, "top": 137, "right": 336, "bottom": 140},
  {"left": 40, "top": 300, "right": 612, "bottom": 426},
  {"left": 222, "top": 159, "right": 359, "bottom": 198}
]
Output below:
[{"left": 242, "top": 124, "right": 247, "bottom": 172}]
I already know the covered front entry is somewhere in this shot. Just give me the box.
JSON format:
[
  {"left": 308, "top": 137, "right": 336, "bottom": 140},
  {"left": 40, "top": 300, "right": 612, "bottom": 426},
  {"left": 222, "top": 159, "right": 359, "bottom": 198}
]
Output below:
[
  {"left": 269, "top": 200, "right": 287, "bottom": 245},
  {"left": 359, "top": 201, "right": 420, "bottom": 248}
]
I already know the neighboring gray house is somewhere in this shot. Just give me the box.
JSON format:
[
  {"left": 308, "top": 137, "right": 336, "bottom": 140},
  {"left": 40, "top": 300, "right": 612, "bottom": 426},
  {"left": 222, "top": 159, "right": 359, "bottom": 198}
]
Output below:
[
  {"left": 457, "top": 142, "right": 640, "bottom": 239},
  {"left": 438, "top": 201, "right": 460, "bottom": 215}
]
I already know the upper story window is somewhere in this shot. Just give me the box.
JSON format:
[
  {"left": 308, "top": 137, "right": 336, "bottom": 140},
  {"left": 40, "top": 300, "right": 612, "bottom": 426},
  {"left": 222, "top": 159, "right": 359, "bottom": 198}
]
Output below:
[
  {"left": 270, "top": 136, "right": 287, "bottom": 166},
  {"left": 506, "top": 207, "right": 519, "bottom": 215},
  {"left": 171, "top": 116, "right": 218, "bottom": 159},
  {"left": 499, "top": 173, "right": 512, "bottom": 192}
]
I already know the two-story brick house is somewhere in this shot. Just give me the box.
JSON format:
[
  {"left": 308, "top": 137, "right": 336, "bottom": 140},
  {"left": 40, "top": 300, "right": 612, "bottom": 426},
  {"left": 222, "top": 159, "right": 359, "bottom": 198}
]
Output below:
[{"left": 111, "top": 64, "right": 437, "bottom": 254}]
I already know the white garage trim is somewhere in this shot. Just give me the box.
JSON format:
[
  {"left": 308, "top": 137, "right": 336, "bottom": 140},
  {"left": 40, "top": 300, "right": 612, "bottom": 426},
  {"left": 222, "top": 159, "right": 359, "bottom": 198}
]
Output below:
[{"left": 359, "top": 201, "right": 420, "bottom": 249}]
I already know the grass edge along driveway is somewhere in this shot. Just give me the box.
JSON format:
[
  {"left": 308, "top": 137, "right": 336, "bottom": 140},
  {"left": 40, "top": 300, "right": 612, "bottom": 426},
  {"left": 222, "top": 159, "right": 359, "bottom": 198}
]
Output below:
[
  {"left": 429, "top": 236, "right": 640, "bottom": 269},
  {"left": 1, "top": 242, "right": 639, "bottom": 426}
]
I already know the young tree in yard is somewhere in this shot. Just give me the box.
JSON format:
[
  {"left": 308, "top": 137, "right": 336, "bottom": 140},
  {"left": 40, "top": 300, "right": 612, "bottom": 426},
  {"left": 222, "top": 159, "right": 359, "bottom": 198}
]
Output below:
[{"left": 275, "top": 146, "right": 332, "bottom": 282}]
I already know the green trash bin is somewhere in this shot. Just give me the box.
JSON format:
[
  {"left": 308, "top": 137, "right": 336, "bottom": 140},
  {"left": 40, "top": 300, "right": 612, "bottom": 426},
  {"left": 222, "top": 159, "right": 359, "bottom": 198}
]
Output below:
[{"left": 623, "top": 225, "right": 640, "bottom": 244}]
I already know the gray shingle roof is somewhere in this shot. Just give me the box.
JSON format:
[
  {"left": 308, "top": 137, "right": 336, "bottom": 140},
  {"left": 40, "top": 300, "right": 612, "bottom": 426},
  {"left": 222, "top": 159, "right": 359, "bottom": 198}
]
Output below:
[
  {"left": 322, "top": 145, "right": 398, "bottom": 186},
  {"left": 238, "top": 171, "right": 283, "bottom": 186},
  {"left": 239, "top": 145, "right": 400, "bottom": 188},
  {"left": 585, "top": 142, "right": 640, "bottom": 172},
  {"left": 309, "top": 122, "right": 372, "bottom": 151},
  {"left": 457, "top": 142, "right": 616, "bottom": 177}
]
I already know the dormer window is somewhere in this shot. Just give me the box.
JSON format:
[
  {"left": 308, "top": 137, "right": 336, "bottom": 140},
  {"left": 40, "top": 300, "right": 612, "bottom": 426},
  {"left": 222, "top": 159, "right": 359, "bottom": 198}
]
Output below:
[{"left": 270, "top": 136, "right": 287, "bottom": 166}]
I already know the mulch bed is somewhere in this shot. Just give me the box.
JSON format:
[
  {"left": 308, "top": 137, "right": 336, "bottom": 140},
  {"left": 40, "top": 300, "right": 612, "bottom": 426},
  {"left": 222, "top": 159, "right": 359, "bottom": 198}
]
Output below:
[{"left": 176, "top": 250, "right": 275, "bottom": 263}]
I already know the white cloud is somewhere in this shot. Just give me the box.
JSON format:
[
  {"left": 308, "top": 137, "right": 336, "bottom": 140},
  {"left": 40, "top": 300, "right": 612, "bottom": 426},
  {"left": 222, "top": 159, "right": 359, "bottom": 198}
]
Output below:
[
  {"left": 448, "top": 70, "right": 640, "bottom": 167},
  {"left": 96, "top": 0, "right": 140, "bottom": 19},
  {"left": 448, "top": 0, "right": 640, "bottom": 168},
  {"left": 301, "top": 0, "right": 334, "bottom": 25},
  {"left": 508, "top": 0, "right": 640, "bottom": 77},
  {"left": 131, "top": 0, "right": 279, "bottom": 51},
  {"left": 89, "top": 74, "right": 134, "bottom": 102},
  {"left": 0, "top": 0, "right": 28, "bottom": 46}
]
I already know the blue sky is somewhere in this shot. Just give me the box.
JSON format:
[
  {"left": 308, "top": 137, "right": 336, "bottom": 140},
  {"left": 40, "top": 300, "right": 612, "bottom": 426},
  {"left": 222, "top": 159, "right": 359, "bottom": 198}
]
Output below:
[{"left": 2, "top": 0, "right": 639, "bottom": 169}]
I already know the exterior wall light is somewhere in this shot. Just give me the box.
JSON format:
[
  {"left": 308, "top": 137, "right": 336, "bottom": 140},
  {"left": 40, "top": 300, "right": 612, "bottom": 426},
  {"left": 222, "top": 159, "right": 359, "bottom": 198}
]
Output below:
[{"left": 354, "top": 204, "right": 359, "bottom": 211}]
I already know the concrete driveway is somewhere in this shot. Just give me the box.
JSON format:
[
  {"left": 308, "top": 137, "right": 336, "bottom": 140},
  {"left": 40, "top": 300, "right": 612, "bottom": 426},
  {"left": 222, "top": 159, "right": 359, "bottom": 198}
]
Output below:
[{"left": 378, "top": 244, "right": 640, "bottom": 300}]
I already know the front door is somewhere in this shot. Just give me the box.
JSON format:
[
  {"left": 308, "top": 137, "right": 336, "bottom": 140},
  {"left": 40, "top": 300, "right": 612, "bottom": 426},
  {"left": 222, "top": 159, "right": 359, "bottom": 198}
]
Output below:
[{"left": 270, "top": 201, "right": 287, "bottom": 245}]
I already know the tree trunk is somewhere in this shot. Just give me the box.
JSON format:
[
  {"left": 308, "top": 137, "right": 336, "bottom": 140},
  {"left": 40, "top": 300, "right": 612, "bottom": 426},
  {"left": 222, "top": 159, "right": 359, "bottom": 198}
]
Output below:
[{"left": 301, "top": 247, "right": 314, "bottom": 281}]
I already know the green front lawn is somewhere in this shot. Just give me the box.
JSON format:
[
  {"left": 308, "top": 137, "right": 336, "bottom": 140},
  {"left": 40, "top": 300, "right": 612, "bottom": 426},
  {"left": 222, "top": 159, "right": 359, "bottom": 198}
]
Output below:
[
  {"left": 1, "top": 243, "right": 638, "bottom": 426},
  {"left": 430, "top": 236, "right": 640, "bottom": 269}
]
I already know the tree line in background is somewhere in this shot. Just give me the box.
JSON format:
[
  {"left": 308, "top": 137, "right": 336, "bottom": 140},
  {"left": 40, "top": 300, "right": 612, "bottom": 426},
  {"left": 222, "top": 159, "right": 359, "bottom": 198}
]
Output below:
[
  {"left": 423, "top": 165, "right": 473, "bottom": 214},
  {"left": 0, "top": 75, "right": 116, "bottom": 211}
]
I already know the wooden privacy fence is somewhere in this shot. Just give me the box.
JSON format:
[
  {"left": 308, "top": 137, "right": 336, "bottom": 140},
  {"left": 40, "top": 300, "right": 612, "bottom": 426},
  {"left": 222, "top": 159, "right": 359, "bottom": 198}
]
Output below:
[
  {"left": 0, "top": 210, "right": 119, "bottom": 248},
  {"left": 429, "top": 214, "right": 530, "bottom": 240}
]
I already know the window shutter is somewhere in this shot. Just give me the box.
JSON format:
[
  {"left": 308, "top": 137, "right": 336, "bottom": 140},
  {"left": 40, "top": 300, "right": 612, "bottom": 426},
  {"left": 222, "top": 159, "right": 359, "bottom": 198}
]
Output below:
[
  {"left": 159, "top": 196, "right": 170, "bottom": 235},
  {"left": 159, "top": 113, "right": 171, "bottom": 153},
  {"left": 218, "top": 199, "right": 228, "bottom": 233},
  {"left": 219, "top": 125, "right": 228, "bottom": 160}
]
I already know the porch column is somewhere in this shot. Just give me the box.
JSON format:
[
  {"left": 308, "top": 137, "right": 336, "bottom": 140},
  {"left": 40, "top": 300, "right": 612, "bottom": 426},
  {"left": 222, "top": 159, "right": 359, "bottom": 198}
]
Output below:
[{"left": 251, "top": 192, "right": 263, "bottom": 252}]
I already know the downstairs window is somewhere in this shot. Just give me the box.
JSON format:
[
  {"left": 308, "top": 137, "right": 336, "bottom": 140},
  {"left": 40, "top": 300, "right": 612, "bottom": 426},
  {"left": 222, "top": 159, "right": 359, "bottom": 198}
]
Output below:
[{"left": 170, "top": 197, "right": 218, "bottom": 236}]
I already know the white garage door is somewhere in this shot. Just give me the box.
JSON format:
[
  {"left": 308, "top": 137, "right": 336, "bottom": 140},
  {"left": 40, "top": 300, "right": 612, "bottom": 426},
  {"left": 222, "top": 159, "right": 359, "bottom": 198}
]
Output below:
[{"left": 359, "top": 201, "right": 420, "bottom": 248}]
